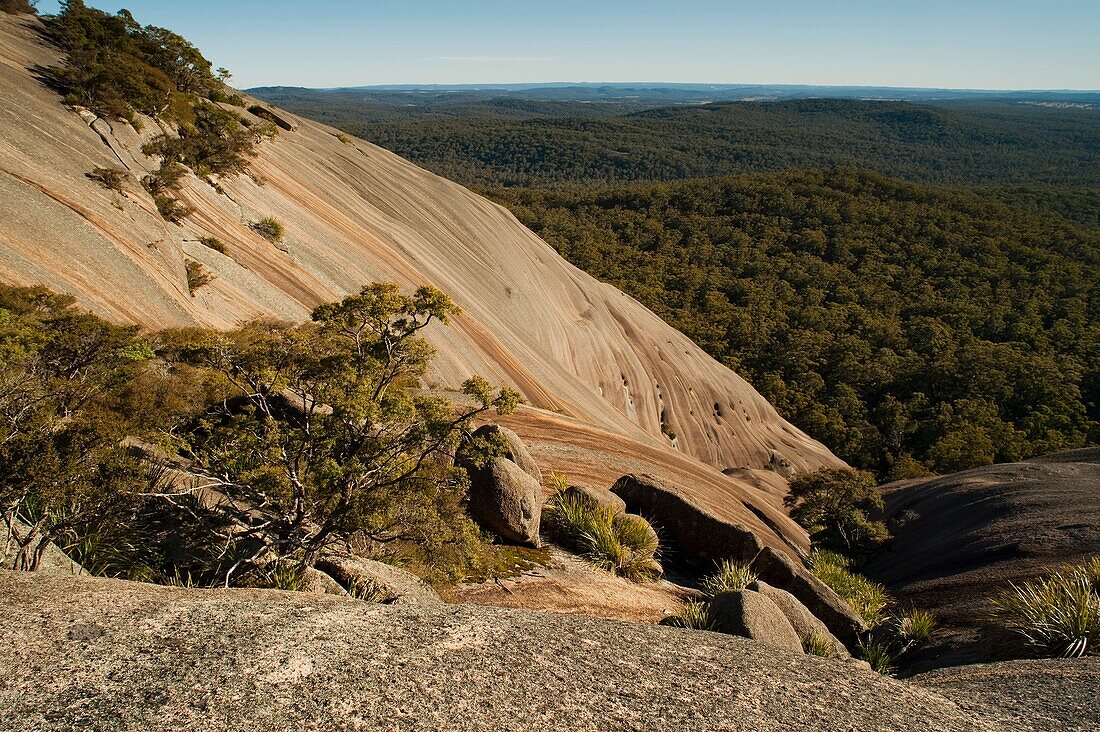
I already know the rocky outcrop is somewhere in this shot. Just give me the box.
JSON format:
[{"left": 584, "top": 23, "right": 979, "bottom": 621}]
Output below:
[
  {"left": 0, "top": 14, "right": 842, "bottom": 506},
  {"left": 466, "top": 458, "right": 542, "bottom": 546},
  {"left": 299, "top": 566, "right": 349, "bottom": 596},
  {"left": 0, "top": 570, "right": 1022, "bottom": 731},
  {"left": 750, "top": 547, "right": 867, "bottom": 649},
  {"left": 707, "top": 589, "right": 810, "bottom": 654},
  {"left": 561, "top": 484, "right": 627, "bottom": 515},
  {"left": 1, "top": 519, "right": 81, "bottom": 575},
  {"left": 611, "top": 474, "right": 763, "bottom": 564},
  {"left": 470, "top": 424, "right": 541, "bottom": 482},
  {"left": 314, "top": 555, "right": 442, "bottom": 605},
  {"left": 863, "top": 448, "right": 1100, "bottom": 668},
  {"left": 748, "top": 580, "right": 848, "bottom": 658}
]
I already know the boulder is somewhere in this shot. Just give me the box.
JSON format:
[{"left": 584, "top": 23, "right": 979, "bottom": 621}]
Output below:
[
  {"left": 561, "top": 484, "right": 626, "bottom": 515},
  {"left": 299, "top": 567, "right": 349, "bottom": 596},
  {"left": 747, "top": 580, "right": 849, "bottom": 658},
  {"left": 470, "top": 424, "right": 541, "bottom": 482},
  {"left": 314, "top": 555, "right": 442, "bottom": 605},
  {"left": 467, "top": 457, "right": 542, "bottom": 546},
  {"left": 750, "top": 547, "right": 867, "bottom": 649},
  {"left": 611, "top": 474, "right": 762, "bottom": 564},
  {"left": 707, "top": 589, "right": 803, "bottom": 653}
]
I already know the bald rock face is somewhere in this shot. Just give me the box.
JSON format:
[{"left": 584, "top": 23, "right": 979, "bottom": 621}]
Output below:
[{"left": 0, "top": 15, "right": 842, "bottom": 558}]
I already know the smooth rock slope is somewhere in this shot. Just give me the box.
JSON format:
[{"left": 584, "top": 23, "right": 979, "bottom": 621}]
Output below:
[
  {"left": 0, "top": 13, "right": 841, "bottom": 556},
  {"left": 0, "top": 571, "right": 1015, "bottom": 732}
]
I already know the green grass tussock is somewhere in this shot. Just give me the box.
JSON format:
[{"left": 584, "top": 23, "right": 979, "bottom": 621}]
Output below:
[
  {"left": 992, "top": 557, "right": 1100, "bottom": 659},
  {"left": 699, "top": 559, "right": 757, "bottom": 596},
  {"left": 544, "top": 490, "right": 660, "bottom": 582},
  {"left": 810, "top": 550, "right": 890, "bottom": 627}
]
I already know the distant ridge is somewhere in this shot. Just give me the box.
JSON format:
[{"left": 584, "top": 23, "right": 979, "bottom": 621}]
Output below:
[{"left": 248, "top": 82, "right": 1100, "bottom": 105}]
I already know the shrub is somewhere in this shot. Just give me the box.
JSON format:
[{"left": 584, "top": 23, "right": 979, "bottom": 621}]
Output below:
[
  {"left": 544, "top": 490, "right": 660, "bottom": 582},
  {"left": 251, "top": 216, "right": 285, "bottom": 243},
  {"left": 810, "top": 550, "right": 891, "bottom": 627},
  {"left": 347, "top": 577, "right": 398, "bottom": 603},
  {"left": 143, "top": 102, "right": 261, "bottom": 177},
  {"left": 184, "top": 259, "right": 212, "bottom": 294},
  {"left": 700, "top": 559, "right": 757, "bottom": 596},
  {"left": 802, "top": 631, "right": 835, "bottom": 657},
  {"left": 142, "top": 161, "right": 187, "bottom": 196},
  {"left": 543, "top": 471, "right": 569, "bottom": 495},
  {"left": 264, "top": 561, "right": 304, "bottom": 591},
  {"left": 667, "top": 600, "right": 715, "bottom": 631},
  {"left": 991, "top": 558, "right": 1100, "bottom": 658},
  {"left": 198, "top": 236, "right": 227, "bottom": 254},
  {"left": 785, "top": 468, "right": 889, "bottom": 552},
  {"left": 336, "top": 132, "right": 353, "bottom": 144},
  {"left": 154, "top": 194, "right": 192, "bottom": 223},
  {"left": 86, "top": 166, "right": 128, "bottom": 192}
]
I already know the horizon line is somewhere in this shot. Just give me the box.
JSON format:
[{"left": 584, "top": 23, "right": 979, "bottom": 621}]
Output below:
[{"left": 245, "top": 81, "right": 1100, "bottom": 94}]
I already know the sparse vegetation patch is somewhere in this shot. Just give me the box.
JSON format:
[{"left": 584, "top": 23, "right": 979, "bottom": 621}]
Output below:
[{"left": 251, "top": 216, "right": 285, "bottom": 243}]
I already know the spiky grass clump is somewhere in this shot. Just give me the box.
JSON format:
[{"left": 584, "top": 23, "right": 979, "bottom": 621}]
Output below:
[
  {"left": 897, "top": 609, "right": 938, "bottom": 646},
  {"left": 700, "top": 559, "right": 757, "bottom": 596},
  {"left": 265, "top": 561, "right": 304, "bottom": 592},
  {"left": 545, "top": 491, "right": 660, "bottom": 582},
  {"left": 348, "top": 578, "right": 398, "bottom": 604},
  {"left": 991, "top": 558, "right": 1100, "bottom": 658},
  {"left": 544, "top": 471, "right": 569, "bottom": 495},
  {"left": 801, "top": 631, "right": 835, "bottom": 657},
  {"left": 667, "top": 600, "right": 716, "bottom": 631},
  {"left": 251, "top": 216, "right": 285, "bottom": 243},
  {"left": 810, "top": 550, "right": 890, "bottom": 627},
  {"left": 859, "top": 638, "right": 897, "bottom": 676}
]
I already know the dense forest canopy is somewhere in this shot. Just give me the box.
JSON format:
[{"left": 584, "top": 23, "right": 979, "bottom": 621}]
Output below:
[
  {"left": 491, "top": 171, "right": 1099, "bottom": 477},
  {"left": 253, "top": 87, "right": 1100, "bottom": 478},
  {"left": 255, "top": 89, "right": 1100, "bottom": 188}
]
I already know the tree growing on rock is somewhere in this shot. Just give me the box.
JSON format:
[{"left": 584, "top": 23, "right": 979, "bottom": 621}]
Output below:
[
  {"left": 166, "top": 282, "right": 521, "bottom": 582},
  {"left": 0, "top": 286, "right": 151, "bottom": 571},
  {"left": 784, "top": 467, "right": 889, "bottom": 552}
]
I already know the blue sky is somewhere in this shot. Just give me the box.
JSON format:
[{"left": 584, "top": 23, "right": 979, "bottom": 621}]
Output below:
[{"left": 37, "top": 1, "right": 1100, "bottom": 90}]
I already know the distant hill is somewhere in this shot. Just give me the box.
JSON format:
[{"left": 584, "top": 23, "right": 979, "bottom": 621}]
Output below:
[{"left": 250, "top": 90, "right": 1100, "bottom": 187}]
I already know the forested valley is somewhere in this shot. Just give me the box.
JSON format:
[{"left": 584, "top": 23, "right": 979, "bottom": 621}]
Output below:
[{"left": 254, "top": 88, "right": 1099, "bottom": 478}]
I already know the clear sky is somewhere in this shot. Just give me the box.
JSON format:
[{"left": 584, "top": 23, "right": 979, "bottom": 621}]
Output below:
[{"left": 36, "top": 1, "right": 1100, "bottom": 90}]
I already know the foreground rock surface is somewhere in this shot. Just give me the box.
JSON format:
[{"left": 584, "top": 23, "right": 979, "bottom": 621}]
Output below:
[{"left": 0, "top": 571, "right": 1018, "bottom": 732}]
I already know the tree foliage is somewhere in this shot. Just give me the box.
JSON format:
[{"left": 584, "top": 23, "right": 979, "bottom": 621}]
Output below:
[
  {"left": 255, "top": 89, "right": 1100, "bottom": 188},
  {"left": 48, "top": 2, "right": 262, "bottom": 177},
  {"left": 787, "top": 469, "right": 888, "bottom": 552},
  {"left": 164, "top": 283, "right": 521, "bottom": 579},
  {"left": 492, "top": 170, "right": 1098, "bottom": 477},
  {"left": 0, "top": 282, "right": 519, "bottom": 585},
  {"left": 0, "top": 286, "right": 149, "bottom": 570}
]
